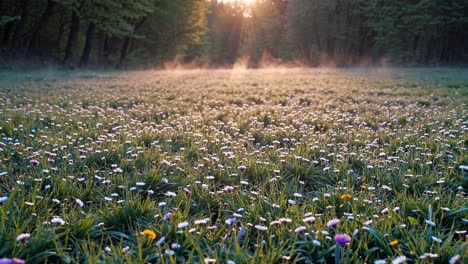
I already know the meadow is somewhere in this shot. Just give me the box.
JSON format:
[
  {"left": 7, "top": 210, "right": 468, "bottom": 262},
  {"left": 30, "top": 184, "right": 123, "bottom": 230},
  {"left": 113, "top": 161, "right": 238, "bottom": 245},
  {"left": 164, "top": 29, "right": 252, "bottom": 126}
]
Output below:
[{"left": 0, "top": 68, "right": 466, "bottom": 264}]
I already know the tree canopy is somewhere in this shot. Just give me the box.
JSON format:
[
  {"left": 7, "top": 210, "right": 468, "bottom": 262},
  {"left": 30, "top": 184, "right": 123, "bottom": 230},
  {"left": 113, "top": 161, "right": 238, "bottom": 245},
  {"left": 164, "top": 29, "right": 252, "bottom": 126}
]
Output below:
[{"left": 0, "top": 0, "right": 467, "bottom": 67}]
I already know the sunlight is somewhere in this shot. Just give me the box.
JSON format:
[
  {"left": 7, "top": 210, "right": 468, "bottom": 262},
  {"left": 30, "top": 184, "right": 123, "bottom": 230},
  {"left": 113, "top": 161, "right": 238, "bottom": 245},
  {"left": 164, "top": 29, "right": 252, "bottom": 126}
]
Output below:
[{"left": 218, "top": 0, "right": 255, "bottom": 4}]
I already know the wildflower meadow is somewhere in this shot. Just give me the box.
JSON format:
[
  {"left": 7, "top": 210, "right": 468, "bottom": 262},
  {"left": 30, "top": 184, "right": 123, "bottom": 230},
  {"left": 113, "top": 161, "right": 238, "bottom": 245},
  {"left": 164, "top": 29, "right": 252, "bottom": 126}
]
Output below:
[{"left": 0, "top": 68, "right": 466, "bottom": 263}]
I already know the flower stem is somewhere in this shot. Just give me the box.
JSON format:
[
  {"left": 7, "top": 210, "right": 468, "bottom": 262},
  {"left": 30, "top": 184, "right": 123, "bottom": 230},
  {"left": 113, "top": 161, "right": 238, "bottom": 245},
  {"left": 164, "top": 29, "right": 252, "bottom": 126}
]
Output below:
[{"left": 335, "top": 243, "right": 340, "bottom": 264}]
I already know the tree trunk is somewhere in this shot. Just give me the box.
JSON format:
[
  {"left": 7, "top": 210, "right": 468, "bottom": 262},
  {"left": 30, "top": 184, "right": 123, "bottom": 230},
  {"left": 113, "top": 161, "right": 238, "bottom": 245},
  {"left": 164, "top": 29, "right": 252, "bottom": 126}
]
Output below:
[
  {"left": 63, "top": 10, "right": 80, "bottom": 65},
  {"left": 326, "top": 8, "right": 335, "bottom": 59},
  {"left": 102, "top": 35, "right": 110, "bottom": 64},
  {"left": 118, "top": 17, "right": 146, "bottom": 68},
  {"left": 55, "top": 20, "right": 66, "bottom": 50},
  {"left": 9, "top": 0, "right": 29, "bottom": 52},
  {"left": 97, "top": 32, "right": 104, "bottom": 65},
  {"left": 26, "top": 0, "right": 55, "bottom": 56},
  {"left": 313, "top": 13, "right": 322, "bottom": 52},
  {"left": 118, "top": 38, "right": 130, "bottom": 67},
  {"left": 1, "top": 21, "right": 13, "bottom": 47},
  {"left": 79, "top": 22, "right": 95, "bottom": 67}
]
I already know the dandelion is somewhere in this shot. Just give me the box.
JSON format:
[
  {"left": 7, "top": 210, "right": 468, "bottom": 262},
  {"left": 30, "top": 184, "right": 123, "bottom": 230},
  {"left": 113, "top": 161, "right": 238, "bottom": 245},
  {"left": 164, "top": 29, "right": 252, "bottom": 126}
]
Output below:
[
  {"left": 341, "top": 194, "right": 352, "bottom": 200},
  {"left": 142, "top": 229, "right": 156, "bottom": 240},
  {"left": 389, "top": 240, "right": 398, "bottom": 246}
]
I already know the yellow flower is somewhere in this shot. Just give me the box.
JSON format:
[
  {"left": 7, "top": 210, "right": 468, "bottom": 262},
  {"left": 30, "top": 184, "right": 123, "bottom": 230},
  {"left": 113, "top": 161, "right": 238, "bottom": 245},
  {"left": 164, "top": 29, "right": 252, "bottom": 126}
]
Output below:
[
  {"left": 143, "top": 229, "right": 156, "bottom": 240},
  {"left": 341, "top": 194, "right": 352, "bottom": 200},
  {"left": 361, "top": 185, "right": 367, "bottom": 189},
  {"left": 390, "top": 240, "right": 398, "bottom": 246}
]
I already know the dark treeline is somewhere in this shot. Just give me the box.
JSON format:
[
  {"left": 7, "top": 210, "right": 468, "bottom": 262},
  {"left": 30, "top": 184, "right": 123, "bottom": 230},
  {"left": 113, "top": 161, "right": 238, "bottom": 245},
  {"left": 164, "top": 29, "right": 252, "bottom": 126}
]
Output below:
[{"left": 1, "top": 0, "right": 467, "bottom": 68}]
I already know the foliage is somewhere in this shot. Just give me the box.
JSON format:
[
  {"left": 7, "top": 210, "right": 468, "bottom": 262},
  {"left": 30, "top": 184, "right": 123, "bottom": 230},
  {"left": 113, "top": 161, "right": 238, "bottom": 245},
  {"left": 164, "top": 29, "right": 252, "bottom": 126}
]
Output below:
[{"left": 0, "top": 0, "right": 467, "bottom": 66}]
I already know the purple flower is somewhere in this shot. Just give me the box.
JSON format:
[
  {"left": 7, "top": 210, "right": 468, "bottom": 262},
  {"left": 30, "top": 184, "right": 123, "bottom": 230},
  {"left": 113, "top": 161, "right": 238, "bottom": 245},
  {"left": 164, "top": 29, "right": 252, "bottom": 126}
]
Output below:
[
  {"left": 238, "top": 165, "right": 247, "bottom": 172},
  {"left": 0, "top": 258, "right": 12, "bottom": 264},
  {"left": 225, "top": 217, "right": 237, "bottom": 225},
  {"left": 30, "top": 159, "right": 39, "bottom": 166},
  {"left": 327, "top": 219, "right": 340, "bottom": 228},
  {"left": 183, "top": 188, "right": 191, "bottom": 195},
  {"left": 334, "top": 233, "right": 351, "bottom": 246},
  {"left": 164, "top": 212, "right": 172, "bottom": 221},
  {"left": 0, "top": 258, "right": 25, "bottom": 264}
]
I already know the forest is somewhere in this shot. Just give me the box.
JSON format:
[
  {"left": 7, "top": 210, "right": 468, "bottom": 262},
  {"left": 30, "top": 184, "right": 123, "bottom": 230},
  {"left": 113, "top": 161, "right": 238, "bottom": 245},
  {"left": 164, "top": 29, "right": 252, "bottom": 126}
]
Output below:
[
  {"left": 0, "top": 0, "right": 467, "bottom": 68},
  {"left": 0, "top": 1, "right": 467, "bottom": 264}
]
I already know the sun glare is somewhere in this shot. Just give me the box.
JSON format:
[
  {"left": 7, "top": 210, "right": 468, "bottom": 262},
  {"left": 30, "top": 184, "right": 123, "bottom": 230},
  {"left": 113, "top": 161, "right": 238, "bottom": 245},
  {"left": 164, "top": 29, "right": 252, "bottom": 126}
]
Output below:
[{"left": 218, "top": 0, "right": 255, "bottom": 4}]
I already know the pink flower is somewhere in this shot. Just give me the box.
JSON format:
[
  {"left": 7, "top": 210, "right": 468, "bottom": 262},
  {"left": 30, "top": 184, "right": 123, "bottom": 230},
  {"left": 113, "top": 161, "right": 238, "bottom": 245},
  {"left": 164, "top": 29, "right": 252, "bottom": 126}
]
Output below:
[
  {"left": 327, "top": 219, "right": 340, "bottom": 229},
  {"left": 12, "top": 259, "right": 25, "bottom": 264},
  {"left": 30, "top": 159, "right": 39, "bottom": 166}
]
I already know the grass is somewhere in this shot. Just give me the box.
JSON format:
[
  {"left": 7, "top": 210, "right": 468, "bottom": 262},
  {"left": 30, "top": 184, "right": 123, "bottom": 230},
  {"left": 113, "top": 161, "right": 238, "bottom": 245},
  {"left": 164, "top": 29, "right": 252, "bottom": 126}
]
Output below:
[{"left": 0, "top": 68, "right": 466, "bottom": 264}]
